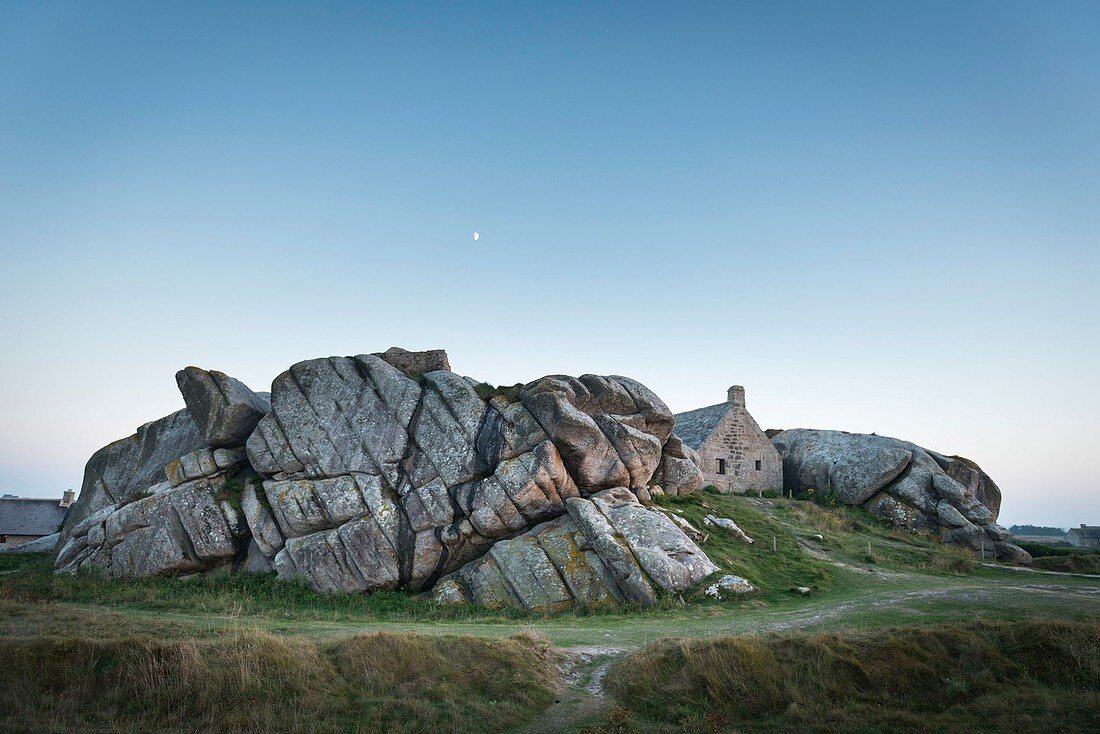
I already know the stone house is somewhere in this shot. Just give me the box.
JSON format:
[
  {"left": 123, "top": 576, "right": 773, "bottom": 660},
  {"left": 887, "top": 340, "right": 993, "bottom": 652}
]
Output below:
[
  {"left": 0, "top": 491, "right": 74, "bottom": 545},
  {"left": 674, "top": 386, "right": 783, "bottom": 493},
  {"left": 1066, "top": 524, "right": 1100, "bottom": 549}
]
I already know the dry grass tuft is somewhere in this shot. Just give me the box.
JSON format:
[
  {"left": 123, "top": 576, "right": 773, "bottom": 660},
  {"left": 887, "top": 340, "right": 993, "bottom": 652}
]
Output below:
[
  {"left": 784, "top": 501, "right": 857, "bottom": 534},
  {"left": 924, "top": 543, "right": 979, "bottom": 574},
  {"left": 606, "top": 620, "right": 1100, "bottom": 733},
  {"left": 0, "top": 631, "right": 558, "bottom": 734}
]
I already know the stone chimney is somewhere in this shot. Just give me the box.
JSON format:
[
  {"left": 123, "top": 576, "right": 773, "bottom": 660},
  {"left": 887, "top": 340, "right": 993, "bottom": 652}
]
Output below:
[
  {"left": 60, "top": 489, "right": 75, "bottom": 508},
  {"left": 728, "top": 385, "right": 746, "bottom": 408}
]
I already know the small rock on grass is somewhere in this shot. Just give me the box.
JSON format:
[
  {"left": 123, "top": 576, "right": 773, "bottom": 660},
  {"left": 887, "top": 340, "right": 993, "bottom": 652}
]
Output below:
[
  {"left": 705, "top": 574, "right": 756, "bottom": 600},
  {"left": 703, "top": 514, "right": 755, "bottom": 544}
]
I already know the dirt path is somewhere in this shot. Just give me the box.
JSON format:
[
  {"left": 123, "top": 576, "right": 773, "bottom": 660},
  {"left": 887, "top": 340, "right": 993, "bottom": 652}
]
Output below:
[
  {"left": 81, "top": 571, "right": 1099, "bottom": 647},
  {"left": 514, "top": 645, "right": 625, "bottom": 734},
  {"left": 500, "top": 576, "right": 1100, "bottom": 732}
]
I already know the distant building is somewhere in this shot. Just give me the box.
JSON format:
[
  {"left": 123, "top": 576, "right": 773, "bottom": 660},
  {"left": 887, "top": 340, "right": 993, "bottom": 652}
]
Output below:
[
  {"left": 674, "top": 386, "right": 783, "bottom": 494},
  {"left": 1066, "top": 524, "right": 1100, "bottom": 549},
  {"left": 0, "top": 490, "right": 74, "bottom": 545}
]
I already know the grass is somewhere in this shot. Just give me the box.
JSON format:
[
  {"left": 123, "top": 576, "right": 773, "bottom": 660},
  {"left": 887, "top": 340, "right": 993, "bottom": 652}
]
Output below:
[
  {"left": 1017, "top": 541, "right": 1100, "bottom": 558},
  {"left": 0, "top": 630, "right": 558, "bottom": 734},
  {"left": 604, "top": 619, "right": 1100, "bottom": 733},
  {"left": 3, "top": 491, "right": 1100, "bottom": 732},
  {"left": 653, "top": 490, "right": 832, "bottom": 601},
  {"left": 0, "top": 492, "right": 898, "bottom": 623},
  {"left": 923, "top": 543, "right": 979, "bottom": 574},
  {"left": 769, "top": 494, "right": 982, "bottom": 572},
  {"left": 1031, "top": 554, "right": 1100, "bottom": 574},
  {"left": 0, "top": 491, "right": 1053, "bottom": 634},
  {"left": 0, "top": 553, "right": 709, "bottom": 627},
  {"left": 1, "top": 553, "right": 532, "bottom": 622},
  {"left": 1014, "top": 541, "right": 1100, "bottom": 574},
  {"left": 474, "top": 382, "right": 525, "bottom": 402}
]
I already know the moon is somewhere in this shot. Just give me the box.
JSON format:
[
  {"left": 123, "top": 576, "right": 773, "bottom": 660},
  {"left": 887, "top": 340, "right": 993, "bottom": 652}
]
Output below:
[{"left": 473, "top": 231, "right": 480, "bottom": 241}]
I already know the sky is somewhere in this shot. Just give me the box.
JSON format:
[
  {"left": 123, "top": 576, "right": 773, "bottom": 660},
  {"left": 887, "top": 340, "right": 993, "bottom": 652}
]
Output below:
[{"left": 1, "top": 1, "right": 1097, "bottom": 528}]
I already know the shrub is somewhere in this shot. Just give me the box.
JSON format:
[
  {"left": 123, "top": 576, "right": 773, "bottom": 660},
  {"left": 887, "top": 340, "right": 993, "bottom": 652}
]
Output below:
[
  {"left": 1018, "top": 541, "right": 1100, "bottom": 558},
  {"left": 784, "top": 501, "right": 857, "bottom": 534},
  {"left": 1031, "top": 554, "right": 1100, "bottom": 575},
  {"left": 472, "top": 382, "right": 523, "bottom": 402},
  {"left": 924, "top": 544, "right": 978, "bottom": 574}
]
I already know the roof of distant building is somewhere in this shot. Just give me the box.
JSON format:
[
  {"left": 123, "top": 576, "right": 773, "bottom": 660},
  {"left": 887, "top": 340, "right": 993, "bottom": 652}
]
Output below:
[
  {"left": 673, "top": 402, "right": 729, "bottom": 451},
  {"left": 1067, "top": 525, "right": 1100, "bottom": 538},
  {"left": 0, "top": 498, "right": 69, "bottom": 536}
]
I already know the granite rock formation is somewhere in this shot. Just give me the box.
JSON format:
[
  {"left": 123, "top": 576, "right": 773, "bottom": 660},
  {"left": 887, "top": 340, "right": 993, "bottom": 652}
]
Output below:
[
  {"left": 54, "top": 350, "right": 710, "bottom": 608},
  {"left": 432, "top": 488, "right": 717, "bottom": 611},
  {"left": 771, "top": 429, "right": 1029, "bottom": 563}
]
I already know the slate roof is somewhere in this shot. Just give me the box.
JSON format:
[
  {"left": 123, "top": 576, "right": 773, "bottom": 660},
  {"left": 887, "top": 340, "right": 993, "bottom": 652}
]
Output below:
[
  {"left": 673, "top": 402, "right": 730, "bottom": 450},
  {"left": 1067, "top": 526, "right": 1100, "bottom": 539},
  {"left": 0, "top": 498, "right": 69, "bottom": 536}
]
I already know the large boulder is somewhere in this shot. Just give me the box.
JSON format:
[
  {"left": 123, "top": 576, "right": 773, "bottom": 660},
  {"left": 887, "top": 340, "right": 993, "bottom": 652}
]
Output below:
[
  {"left": 57, "top": 352, "right": 713, "bottom": 605},
  {"left": 56, "top": 409, "right": 205, "bottom": 555},
  {"left": 176, "top": 366, "right": 270, "bottom": 448},
  {"left": 518, "top": 374, "right": 673, "bottom": 492},
  {"left": 55, "top": 446, "right": 254, "bottom": 575},
  {"left": 772, "top": 429, "right": 1029, "bottom": 563},
  {"left": 772, "top": 430, "right": 912, "bottom": 505},
  {"left": 652, "top": 434, "right": 705, "bottom": 496},
  {"left": 372, "top": 346, "right": 452, "bottom": 376},
  {"left": 250, "top": 359, "right": 693, "bottom": 595},
  {"left": 430, "top": 488, "right": 718, "bottom": 611}
]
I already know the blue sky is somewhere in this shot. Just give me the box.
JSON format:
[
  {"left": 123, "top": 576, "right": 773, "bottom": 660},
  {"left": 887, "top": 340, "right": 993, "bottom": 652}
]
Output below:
[{"left": 1, "top": 1, "right": 1097, "bottom": 527}]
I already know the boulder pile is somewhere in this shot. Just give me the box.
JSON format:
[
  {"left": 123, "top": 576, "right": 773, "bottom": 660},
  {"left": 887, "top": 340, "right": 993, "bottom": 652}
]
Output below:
[
  {"left": 54, "top": 349, "right": 711, "bottom": 610},
  {"left": 771, "top": 429, "right": 1030, "bottom": 563},
  {"left": 52, "top": 351, "right": 1033, "bottom": 611}
]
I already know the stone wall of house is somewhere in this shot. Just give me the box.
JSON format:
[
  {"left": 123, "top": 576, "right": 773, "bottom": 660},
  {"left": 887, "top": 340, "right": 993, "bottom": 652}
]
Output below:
[
  {"left": 697, "top": 386, "right": 783, "bottom": 493},
  {"left": 0, "top": 535, "right": 42, "bottom": 545},
  {"left": 1067, "top": 526, "right": 1100, "bottom": 548}
]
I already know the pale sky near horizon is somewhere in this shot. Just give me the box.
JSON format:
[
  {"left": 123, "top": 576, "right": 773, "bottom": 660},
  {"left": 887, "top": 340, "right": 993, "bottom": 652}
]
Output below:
[{"left": 1, "top": 2, "right": 1097, "bottom": 527}]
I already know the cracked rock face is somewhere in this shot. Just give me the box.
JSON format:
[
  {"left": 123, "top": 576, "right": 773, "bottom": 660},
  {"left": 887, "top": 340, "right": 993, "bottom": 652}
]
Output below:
[
  {"left": 54, "top": 349, "right": 711, "bottom": 605},
  {"left": 56, "top": 408, "right": 206, "bottom": 550},
  {"left": 431, "top": 488, "right": 717, "bottom": 611},
  {"left": 772, "top": 429, "right": 1028, "bottom": 564}
]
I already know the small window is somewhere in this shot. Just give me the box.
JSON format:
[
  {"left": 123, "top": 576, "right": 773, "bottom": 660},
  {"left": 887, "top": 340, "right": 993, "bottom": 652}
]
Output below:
[
  {"left": 755, "top": 460, "right": 762, "bottom": 471},
  {"left": 716, "top": 458, "right": 727, "bottom": 475}
]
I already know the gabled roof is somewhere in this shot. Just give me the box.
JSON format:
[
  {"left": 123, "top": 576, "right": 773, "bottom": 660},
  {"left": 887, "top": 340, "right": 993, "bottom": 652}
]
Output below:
[
  {"left": 1068, "top": 526, "right": 1100, "bottom": 539},
  {"left": 0, "top": 498, "right": 69, "bottom": 536},
  {"left": 673, "top": 402, "right": 729, "bottom": 450}
]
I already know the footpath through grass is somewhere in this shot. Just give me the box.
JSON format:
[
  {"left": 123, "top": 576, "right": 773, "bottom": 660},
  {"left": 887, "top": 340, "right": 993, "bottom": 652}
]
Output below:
[
  {"left": 0, "top": 491, "right": 1004, "bottom": 636},
  {"left": 2, "top": 491, "right": 1099, "bottom": 647}
]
